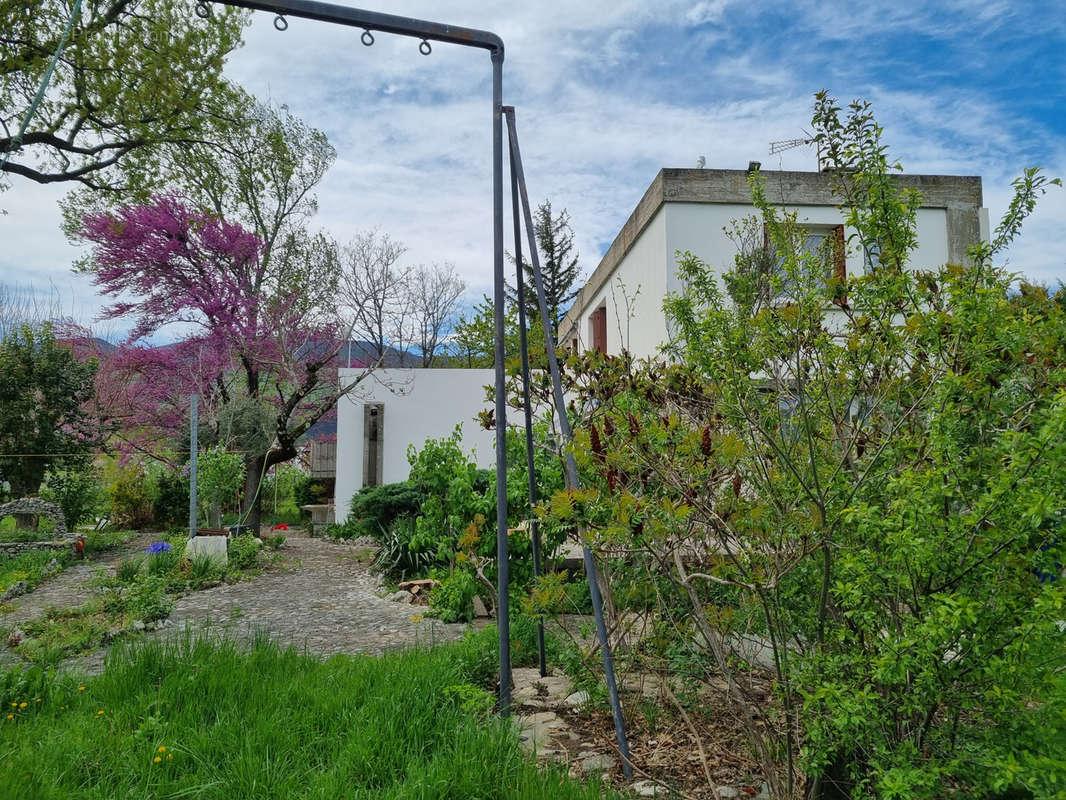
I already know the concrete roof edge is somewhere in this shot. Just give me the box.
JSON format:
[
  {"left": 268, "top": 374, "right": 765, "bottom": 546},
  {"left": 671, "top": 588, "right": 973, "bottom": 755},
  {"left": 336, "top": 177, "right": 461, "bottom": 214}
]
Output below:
[{"left": 559, "top": 168, "right": 983, "bottom": 339}]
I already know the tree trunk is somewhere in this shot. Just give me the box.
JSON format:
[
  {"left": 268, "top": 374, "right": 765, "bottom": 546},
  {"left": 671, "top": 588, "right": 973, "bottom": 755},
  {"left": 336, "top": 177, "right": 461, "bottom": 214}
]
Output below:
[{"left": 242, "top": 453, "right": 266, "bottom": 533}]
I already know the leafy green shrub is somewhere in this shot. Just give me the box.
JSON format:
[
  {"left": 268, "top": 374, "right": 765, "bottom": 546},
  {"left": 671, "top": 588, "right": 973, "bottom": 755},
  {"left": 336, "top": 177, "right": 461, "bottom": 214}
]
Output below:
[
  {"left": 261, "top": 534, "right": 285, "bottom": 550},
  {"left": 41, "top": 469, "right": 102, "bottom": 529},
  {"left": 127, "top": 575, "right": 172, "bottom": 622},
  {"left": 108, "top": 468, "right": 153, "bottom": 529},
  {"left": 429, "top": 569, "right": 478, "bottom": 623},
  {"left": 227, "top": 535, "right": 260, "bottom": 571},
  {"left": 116, "top": 556, "right": 143, "bottom": 583},
  {"left": 407, "top": 428, "right": 488, "bottom": 562},
  {"left": 345, "top": 481, "right": 424, "bottom": 539},
  {"left": 197, "top": 446, "right": 245, "bottom": 527},
  {"left": 452, "top": 624, "right": 499, "bottom": 689},
  {"left": 149, "top": 469, "right": 189, "bottom": 528}
]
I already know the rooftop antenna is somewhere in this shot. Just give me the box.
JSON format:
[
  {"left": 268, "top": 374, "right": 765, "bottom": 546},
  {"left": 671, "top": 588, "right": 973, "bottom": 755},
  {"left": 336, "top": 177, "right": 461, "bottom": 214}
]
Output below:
[{"left": 769, "top": 130, "right": 823, "bottom": 170}]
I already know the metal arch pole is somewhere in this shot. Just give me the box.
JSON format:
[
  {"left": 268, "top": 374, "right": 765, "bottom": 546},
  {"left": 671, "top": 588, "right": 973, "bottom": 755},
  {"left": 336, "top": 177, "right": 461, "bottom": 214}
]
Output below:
[
  {"left": 503, "top": 106, "right": 633, "bottom": 778},
  {"left": 491, "top": 50, "right": 511, "bottom": 718},
  {"left": 208, "top": 0, "right": 511, "bottom": 715},
  {"left": 509, "top": 146, "right": 547, "bottom": 678},
  {"left": 189, "top": 394, "right": 199, "bottom": 538}
]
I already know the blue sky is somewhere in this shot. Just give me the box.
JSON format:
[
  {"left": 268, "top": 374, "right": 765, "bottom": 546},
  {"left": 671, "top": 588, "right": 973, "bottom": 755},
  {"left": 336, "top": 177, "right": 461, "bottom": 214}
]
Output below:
[{"left": 2, "top": 0, "right": 1063, "bottom": 332}]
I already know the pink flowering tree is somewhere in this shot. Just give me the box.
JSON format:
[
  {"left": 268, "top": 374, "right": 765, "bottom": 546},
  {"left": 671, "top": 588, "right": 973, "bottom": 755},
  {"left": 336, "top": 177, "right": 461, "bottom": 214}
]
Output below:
[{"left": 81, "top": 195, "right": 371, "bottom": 529}]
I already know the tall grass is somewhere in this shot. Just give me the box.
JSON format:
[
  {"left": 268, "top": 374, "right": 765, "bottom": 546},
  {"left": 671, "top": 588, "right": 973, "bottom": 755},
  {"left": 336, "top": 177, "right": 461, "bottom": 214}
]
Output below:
[{"left": 0, "top": 633, "right": 616, "bottom": 799}]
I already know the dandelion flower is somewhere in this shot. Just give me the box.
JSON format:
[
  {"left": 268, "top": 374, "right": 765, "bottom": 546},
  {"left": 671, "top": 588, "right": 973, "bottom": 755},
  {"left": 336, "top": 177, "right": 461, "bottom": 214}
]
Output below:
[
  {"left": 153, "top": 756, "right": 162, "bottom": 764},
  {"left": 166, "top": 754, "right": 173, "bottom": 761},
  {"left": 96, "top": 710, "right": 104, "bottom": 716},
  {"left": 35, "top": 698, "right": 41, "bottom": 703},
  {"left": 18, "top": 702, "right": 27, "bottom": 709},
  {"left": 157, "top": 746, "right": 166, "bottom": 753},
  {"left": 78, "top": 686, "right": 86, "bottom": 692},
  {"left": 409, "top": 615, "right": 422, "bottom": 622},
  {"left": 8, "top": 702, "right": 15, "bottom": 707},
  {"left": 5, "top": 714, "right": 12, "bottom": 720}
]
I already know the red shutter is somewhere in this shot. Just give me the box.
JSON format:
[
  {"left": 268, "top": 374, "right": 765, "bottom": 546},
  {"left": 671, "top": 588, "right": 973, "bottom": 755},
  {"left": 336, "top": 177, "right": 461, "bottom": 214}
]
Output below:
[
  {"left": 591, "top": 307, "right": 607, "bottom": 355},
  {"left": 833, "top": 225, "right": 847, "bottom": 305}
]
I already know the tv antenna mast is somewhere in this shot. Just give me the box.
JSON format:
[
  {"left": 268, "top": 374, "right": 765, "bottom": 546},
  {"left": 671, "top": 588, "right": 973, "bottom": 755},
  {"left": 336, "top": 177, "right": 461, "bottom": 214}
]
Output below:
[{"left": 768, "top": 131, "right": 823, "bottom": 169}]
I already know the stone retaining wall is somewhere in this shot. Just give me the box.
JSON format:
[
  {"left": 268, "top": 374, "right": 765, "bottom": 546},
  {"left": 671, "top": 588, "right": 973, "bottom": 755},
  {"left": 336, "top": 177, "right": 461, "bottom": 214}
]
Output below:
[{"left": 0, "top": 541, "right": 70, "bottom": 557}]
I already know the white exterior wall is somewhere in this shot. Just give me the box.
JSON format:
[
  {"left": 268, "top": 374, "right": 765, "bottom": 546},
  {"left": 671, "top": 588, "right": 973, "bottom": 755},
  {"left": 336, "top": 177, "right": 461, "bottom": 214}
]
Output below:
[
  {"left": 664, "top": 203, "right": 951, "bottom": 286},
  {"left": 572, "top": 203, "right": 952, "bottom": 361},
  {"left": 568, "top": 208, "right": 669, "bottom": 359},
  {"left": 334, "top": 368, "right": 496, "bottom": 522}
]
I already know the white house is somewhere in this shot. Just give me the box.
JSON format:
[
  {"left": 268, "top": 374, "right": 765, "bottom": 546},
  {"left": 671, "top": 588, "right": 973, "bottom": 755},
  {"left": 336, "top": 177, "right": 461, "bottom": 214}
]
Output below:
[
  {"left": 334, "top": 368, "right": 496, "bottom": 523},
  {"left": 560, "top": 167, "right": 988, "bottom": 359}
]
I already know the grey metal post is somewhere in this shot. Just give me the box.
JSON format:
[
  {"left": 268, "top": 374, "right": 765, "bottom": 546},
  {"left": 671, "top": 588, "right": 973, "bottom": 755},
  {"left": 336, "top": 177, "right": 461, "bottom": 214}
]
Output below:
[
  {"left": 510, "top": 148, "right": 547, "bottom": 677},
  {"left": 492, "top": 50, "right": 511, "bottom": 718},
  {"left": 504, "top": 106, "right": 633, "bottom": 777},
  {"left": 189, "top": 394, "right": 198, "bottom": 538}
]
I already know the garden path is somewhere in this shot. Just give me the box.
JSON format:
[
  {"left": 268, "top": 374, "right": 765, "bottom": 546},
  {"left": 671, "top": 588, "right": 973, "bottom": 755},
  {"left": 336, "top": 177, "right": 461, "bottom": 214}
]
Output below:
[
  {"left": 144, "top": 530, "right": 469, "bottom": 658},
  {"left": 2, "top": 529, "right": 469, "bottom": 674},
  {"left": 2, "top": 532, "right": 156, "bottom": 628}
]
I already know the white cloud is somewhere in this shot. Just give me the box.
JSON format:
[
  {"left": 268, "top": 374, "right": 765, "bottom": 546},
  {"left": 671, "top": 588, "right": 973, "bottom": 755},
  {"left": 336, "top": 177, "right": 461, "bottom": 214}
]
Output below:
[
  {"left": 1, "top": 0, "right": 1063, "bottom": 328},
  {"left": 685, "top": 1, "right": 732, "bottom": 26}
]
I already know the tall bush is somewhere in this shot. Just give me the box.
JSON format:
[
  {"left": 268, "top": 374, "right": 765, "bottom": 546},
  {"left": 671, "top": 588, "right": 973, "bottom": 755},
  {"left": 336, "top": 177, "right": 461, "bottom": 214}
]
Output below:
[{"left": 538, "top": 94, "right": 1066, "bottom": 798}]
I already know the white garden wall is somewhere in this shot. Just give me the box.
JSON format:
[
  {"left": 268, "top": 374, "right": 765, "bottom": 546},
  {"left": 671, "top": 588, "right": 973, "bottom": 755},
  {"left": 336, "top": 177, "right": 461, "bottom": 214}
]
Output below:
[{"left": 334, "top": 368, "right": 496, "bottom": 522}]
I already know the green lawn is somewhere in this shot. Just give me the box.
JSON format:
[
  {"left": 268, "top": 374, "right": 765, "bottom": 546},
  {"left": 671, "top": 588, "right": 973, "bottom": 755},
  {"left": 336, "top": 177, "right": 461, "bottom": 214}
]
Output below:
[{"left": 0, "top": 632, "right": 617, "bottom": 800}]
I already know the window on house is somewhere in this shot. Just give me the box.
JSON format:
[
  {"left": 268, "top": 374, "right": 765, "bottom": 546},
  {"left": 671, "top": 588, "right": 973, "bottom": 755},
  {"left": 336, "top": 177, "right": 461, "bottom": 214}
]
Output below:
[
  {"left": 589, "top": 305, "right": 607, "bottom": 355},
  {"left": 863, "top": 240, "right": 882, "bottom": 271},
  {"left": 765, "top": 224, "right": 846, "bottom": 299}
]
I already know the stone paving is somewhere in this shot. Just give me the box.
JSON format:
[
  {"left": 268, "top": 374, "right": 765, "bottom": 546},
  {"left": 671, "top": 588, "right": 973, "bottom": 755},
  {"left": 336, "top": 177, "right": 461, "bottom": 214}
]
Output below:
[
  {"left": 146, "top": 532, "right": 469, "bottom": 656},
  {"left": 1, "top": 530, "right": 469, "bottom": 673}
]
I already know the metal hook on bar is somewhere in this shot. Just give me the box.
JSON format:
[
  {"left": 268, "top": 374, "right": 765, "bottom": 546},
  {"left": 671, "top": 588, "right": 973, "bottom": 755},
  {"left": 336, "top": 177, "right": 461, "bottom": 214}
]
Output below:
[
  {"left": 361, "top": 29, "right": 374, "bottom": 46},
  {"left": 273, "top": 13, "right": 288, "bottom": 30},
  {"left": 194, "top": 0, "right": 211, "bottom": 19},
  {"left": 419, "top": 39, "right": 432, "bottom": 55}
]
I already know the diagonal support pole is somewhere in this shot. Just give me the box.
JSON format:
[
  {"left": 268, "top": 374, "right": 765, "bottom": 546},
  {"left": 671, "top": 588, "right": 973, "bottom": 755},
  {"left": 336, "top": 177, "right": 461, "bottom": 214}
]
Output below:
[
  {"left": 509, "top": 147, "right": 548, "bottom": 678},
  {"left": 504, "top": 105, "right": 633, "bottom": 778}
]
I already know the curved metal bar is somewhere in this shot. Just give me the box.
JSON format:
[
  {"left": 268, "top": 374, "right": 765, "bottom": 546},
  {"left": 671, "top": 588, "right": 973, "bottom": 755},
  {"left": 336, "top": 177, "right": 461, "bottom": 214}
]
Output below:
[{"left": 211, "top": 0, "right": 503, "bottom": 53}]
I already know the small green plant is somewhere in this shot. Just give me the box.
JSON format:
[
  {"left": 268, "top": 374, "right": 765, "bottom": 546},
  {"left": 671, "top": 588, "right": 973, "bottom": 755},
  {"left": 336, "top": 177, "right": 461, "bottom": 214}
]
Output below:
[
  {"left": 429, "top": 569, "right": 478, "bottom": 623},
  {"left": 187, "top": 553, "right": 222, "bottom": 588},
  {"left": 147, "top": 549, "right": 181, "bottom": 577},
  {"left": 227, "top": 535, "right": 260, "bottom": 571},
  {"left": 127, "top": 575, "right": 173, "bottom": 622},
  {"left": 116, "top": 556, "right": 143, "bottom": 583},
  {"left": 261, "top": 534, "right": 285, "bottom": 550},
  {"left": 443, "top": 683, "right": 495, "bottom": 718}
]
